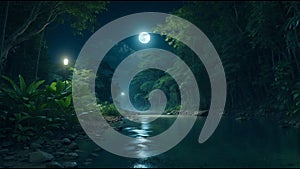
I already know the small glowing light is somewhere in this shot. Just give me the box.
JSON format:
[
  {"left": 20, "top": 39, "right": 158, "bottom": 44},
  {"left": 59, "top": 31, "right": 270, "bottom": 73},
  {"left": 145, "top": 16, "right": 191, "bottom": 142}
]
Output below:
[
  {"left": 138, "top": 32, "right": 150, "bottom": 44},
  {"left": 121, "top": 92, "right": 125, "bottom": 96},
  {"left": 63, "top": 58, "right": 69, "bottom": 66}
]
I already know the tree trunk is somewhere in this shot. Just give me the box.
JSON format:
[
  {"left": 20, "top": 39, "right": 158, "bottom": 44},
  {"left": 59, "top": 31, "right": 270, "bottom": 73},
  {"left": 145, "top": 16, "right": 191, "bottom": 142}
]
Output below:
[
  {"left": 0, "top": 1, "right": 9, "bottom": 77},
  {"left": 35, "top": 31, "right": 44, "bottom": 80},
  {"left": 0, "top": 48, "right": 9, "bottom": 76}
]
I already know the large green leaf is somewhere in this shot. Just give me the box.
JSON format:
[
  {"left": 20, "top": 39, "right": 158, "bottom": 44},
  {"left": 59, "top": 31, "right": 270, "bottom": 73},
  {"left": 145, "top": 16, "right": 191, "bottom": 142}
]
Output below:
[
  {"left": 2, "top": 76, "right": 21, "bottom": 95},
  {"left": 65, "top": 95, "right": 72, "bottom": 107},
  {"left": 18, "top": 75, "right": 27, "bottom": 94},
  {"left": 26, "top": 80, "right": 45, "bottom": 95},
  {"left": 49, "top": 81, "right": 57, "bottom": 91},
  {"left": 56, "top": 80, "right": 64, "bottom": 94}
]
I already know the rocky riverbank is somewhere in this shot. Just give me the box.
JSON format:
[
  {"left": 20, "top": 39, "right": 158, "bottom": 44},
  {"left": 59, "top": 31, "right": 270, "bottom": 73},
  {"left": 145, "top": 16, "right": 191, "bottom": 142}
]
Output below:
[
  {"left": 0, "top": 116, "right": 123, "bottom": 168},
  {"left": 1, "top": 111, "right": 299, "bottom": 168},
  {"left": 227, "top": 109, "right": 300, "bottom": 129}
]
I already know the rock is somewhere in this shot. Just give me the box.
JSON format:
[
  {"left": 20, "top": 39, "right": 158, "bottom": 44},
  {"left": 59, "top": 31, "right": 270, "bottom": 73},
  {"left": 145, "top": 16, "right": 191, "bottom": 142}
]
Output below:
[
  {"left": 63, "top": 153, "right": 79, "bottom": 160},
  {"left": 46, "top": 161, "right": 63, "bottom": 168},
  {"left": 85, "top": 158, "right": 93, "bottom": 162},
  {"left": 62, "top": 138, "right": 72, "bottom": 145},
  {"left": 0, "top": 148, "right": 9, "bottom": 154},
  {"left": 91, "top": 153, "right": 99, "bottom": 157},
  {"left": 3, "top": 156, "right": 14, "bottom": 161},
  {"left": 29, "top": 151, "right": 54, "bottom": 163},
  {"left": 30, "top": 143, "right": 42, "bottom": 150},
  {"left": 7, "top": 151, "right": 15, "bottom": 155},
  {"left": 280, "top": 124, "right": 289, "bottom": 128},
  {"left": 68, "top": 134, "right": 76, "bottom": 140},
  {"left": 1, "top": 141, "right": 14, "bottom": 148},
  {"left": 35, "top": 139, "right": 46, "bottom": 145},
  {"left": 94, "top": 147, "right": 102, "bottom": 152},
  {"left": 74, "top": 149, "right": 82, "bottom": 153},
  {"left": 53, "top": 152, "right": 65, "bottom": 157},
  {"left": 68, "top": 142, "right": 79, "bottom": 150},
  {"left": 196, "top": 110, "right": 209, "bottom": 116},
  {"left": 115, "top": 126, "right": 123, "bottom": 131},
  {"left": 295, "top": 122, "right": 300, "bottom": 128},
  {"left": 288, "top": 120, "right": 297, "bottom": 127},
  {"left": 44, "top": 131, "right": 54, "bottom": 137},
  {"left": 62, "top": 162, "right": 78, "bottom": 168},
  {"left": 20, "top": 158, "right": 28, "bottom": 162},
  {"left": 2, "top": 163, "right": 14, "bottom": 168},
  {"left": 235, "top": 116, "right": 246, "bottom": 121},
  {"left": 54, "top": 141, "right": 63, "bottom": 148},
  {"left": 83, "top": 162, "right": 92, "bottom": 166}
]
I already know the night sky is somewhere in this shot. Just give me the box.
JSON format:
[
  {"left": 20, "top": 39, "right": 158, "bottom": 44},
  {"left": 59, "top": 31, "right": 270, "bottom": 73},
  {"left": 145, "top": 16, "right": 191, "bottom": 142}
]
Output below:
[{"left": 45, "top": 1, "right": 185, "bottom": 67}]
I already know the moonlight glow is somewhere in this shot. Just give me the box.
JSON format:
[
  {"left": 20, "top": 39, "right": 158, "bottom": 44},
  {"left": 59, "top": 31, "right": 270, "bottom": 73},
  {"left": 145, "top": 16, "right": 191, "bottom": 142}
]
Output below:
[
  {"left": 121, "top": 92, "right": 125, "bottom": 96},
  {"left": 138, "top": 32, "right": 150, "bottom": 44},
  {"left": 63, "top": 58, "right": 69, "bottom": 66}
]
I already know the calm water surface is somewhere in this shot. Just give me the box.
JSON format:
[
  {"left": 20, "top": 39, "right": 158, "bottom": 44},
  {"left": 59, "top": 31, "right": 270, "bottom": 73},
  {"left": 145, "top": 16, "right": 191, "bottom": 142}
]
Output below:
[{"left": 78, "top": 116, "right": 300, "bottom": 168}]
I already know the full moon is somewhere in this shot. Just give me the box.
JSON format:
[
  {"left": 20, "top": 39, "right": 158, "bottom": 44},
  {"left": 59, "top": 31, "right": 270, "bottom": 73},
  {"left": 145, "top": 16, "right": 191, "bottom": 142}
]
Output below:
[
  {"left": 121, "top": 92, "right": 125, "bottom": 96},
  {"left": 138, "top": 32, "right": 150, "bottom": 44}
]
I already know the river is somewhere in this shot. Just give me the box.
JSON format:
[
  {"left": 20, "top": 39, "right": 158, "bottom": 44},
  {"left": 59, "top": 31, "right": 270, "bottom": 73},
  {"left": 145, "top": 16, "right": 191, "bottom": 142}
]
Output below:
[{"left": 77, "top": 116, "right": 300, "bottom": 168}]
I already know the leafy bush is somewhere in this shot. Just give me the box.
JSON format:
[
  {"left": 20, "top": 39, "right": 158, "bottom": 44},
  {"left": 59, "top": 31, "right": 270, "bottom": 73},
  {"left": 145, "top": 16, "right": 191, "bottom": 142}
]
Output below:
[
  {"left": 0, "top": 75, "right": 74, "bottom": 142},
  {"left": 45, "top": 80, "right": 72, "bottom": 113},
  {"left": 99, "top": 102, "right": 120, "bottom": 116},
  {"left": 291, "top": 82, "right": 300, "bottom": 115},
  {"left": 1, "top": 75, "right": 46, "bottom": 114},
  {"left": 271, "top": 62, "right": 294, "bottom": 112}
]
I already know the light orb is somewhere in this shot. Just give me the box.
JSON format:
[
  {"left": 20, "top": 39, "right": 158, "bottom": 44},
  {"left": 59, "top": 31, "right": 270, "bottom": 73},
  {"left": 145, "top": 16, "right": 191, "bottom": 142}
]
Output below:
[
  {"left": 63, "top": 58, "right": 69, "bottom": 66},
  {"left": 138, "top": 32, "right": 150, "bottom": 44}
]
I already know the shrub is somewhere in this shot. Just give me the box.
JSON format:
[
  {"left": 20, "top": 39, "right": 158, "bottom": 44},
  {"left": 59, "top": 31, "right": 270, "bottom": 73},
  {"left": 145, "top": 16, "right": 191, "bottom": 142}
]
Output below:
[{"left": 99, "top": 102, "right": 120, "bottom": 116}]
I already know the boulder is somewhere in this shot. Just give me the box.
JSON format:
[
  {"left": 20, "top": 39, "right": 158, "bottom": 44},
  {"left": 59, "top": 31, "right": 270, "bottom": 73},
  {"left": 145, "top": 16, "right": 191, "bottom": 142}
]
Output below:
[
  {"left": 29, "top": 151, "right": 54, "bottom": 163},
  {"left": 46, "top": 161, "right": 63, "bottom": 168},
  {"left": 53, "top": 152, "right": 65, "bottom": 157},
  {"left": 295, "top": 122, "right": 300, "bottom": 128},
  {"left": 3, "top": 156, "right": 14, "bottom": 161},
  {"left": 62, "top": 162, "right": 78, "bottom": 168},
  {"left": 85, "top": 158, "right": 93, "bottom": 162},
  {"left": 94, "top": 147, "right": 102, "bottom": 152},
  {"left": 62, "top": 138, "right": 72, "bottom": 145},
  {"left": 235, "top": 116, "right": 247, "bottom": 121},
  {"left": 68, "top": 134, "right": 76, "bottom": 140},
  {"left": 30, "top": 143, "right": 42, "bottom": 150},
  {"left": 0, "top": 148, "right": 9, "bottom": 154},
  {"left": 68, "top": 142, "right": 79, "bottom": 150},
  {"left": 91, "top": 153, "right": 99, "bottom": 157},
  {"left": 198, "top": 110, "right": 209, "bottom": 116},
  {"left": 115, "top": 126, "right": 123, "bottom": 131},
  {"left": 83, "top": 162, "right": 92, "bottom": 166},
  {"left": 1, "top": 141, "right": 14, "bottom": 148},
  {"left": 63, "top": 153, "right": 79, "bottom": 160}
]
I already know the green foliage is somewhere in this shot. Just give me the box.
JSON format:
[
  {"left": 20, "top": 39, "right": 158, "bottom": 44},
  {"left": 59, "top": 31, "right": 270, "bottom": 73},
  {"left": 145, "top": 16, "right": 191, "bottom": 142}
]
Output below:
[
  {"left": 129, "top": 69, "right": 181, "bottom": 111},
  {"left": 12, "top": 124, "right": 35, "bottom": 143},
  {"left": 57, "top": 1, "right": 109, "bottom": 35},
  {"left": 1, "top": 1, "right": 109, "bottom": 81},
  {"left": 99, "top": 102, "right": 120, "bottom": 116},
  {"left": 152, "top": 1, "right": 300, "bottom": 117},
  {"left": 271, "top": 61, "right": 294, "bottom": 113},
  {"left": 0, "top": 74, "right": 74, "bottom": 142},
  {"left": 45, "top": 80, "right": 72, "bottom": 111},
  {"left": 1, "top": 75, "right": 46, "bottom": 114},
  {"left": 291, "top": 82, "right": 300, "bottom": 115}
]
